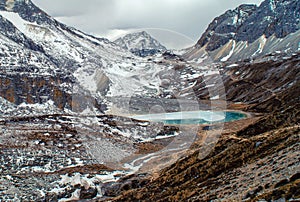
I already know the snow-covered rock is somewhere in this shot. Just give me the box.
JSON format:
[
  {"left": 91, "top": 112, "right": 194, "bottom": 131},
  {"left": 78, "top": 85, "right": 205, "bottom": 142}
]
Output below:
[
  {"left": 114, "top": 31, "right": 167, "bottom": 57},
  {"left": 184, "top": 0, "right": 300, "bottom": 62}
]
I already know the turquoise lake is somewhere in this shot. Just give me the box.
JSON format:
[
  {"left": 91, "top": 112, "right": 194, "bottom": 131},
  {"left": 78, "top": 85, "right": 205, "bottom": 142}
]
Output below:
[{"left": 131, "top": 111, "right": 247, "bottom": 125}]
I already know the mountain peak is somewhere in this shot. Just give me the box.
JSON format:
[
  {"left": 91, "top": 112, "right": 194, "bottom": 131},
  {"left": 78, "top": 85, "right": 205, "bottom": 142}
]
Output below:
[
  {"left": 114, "top": 31, "right": 167, "bottom": 57},
  {"left": 139, "top": 31, "right": 148, "bottom": 35},
  {"left": 196, "top": 4, "right": 257, "bottom": 51},
  {"left": 195, "top": 0, "right": 299, "bottom": 52},
  {"left": 0, "top": 0, "right": 53, "bottom": 25}
]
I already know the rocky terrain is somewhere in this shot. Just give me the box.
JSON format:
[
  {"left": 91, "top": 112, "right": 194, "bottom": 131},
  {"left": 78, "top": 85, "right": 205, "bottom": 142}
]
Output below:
[
  {"left": 185, "top": 0, "right": 300, "bottom": 62},
  {"left": 0, "top": 113, "right": 182, "bottom": 201},
  {"left": 0, "top": 0, "right": 299, "bottom": 201},
  {"left": 102, "top": 52, "right": 300, "bottom": 202}
]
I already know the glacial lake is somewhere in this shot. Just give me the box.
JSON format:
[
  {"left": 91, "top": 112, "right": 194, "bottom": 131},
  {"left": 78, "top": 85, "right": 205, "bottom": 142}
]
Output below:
[{"left": 131, "top": 111, "right": 247, "bottom": 125}]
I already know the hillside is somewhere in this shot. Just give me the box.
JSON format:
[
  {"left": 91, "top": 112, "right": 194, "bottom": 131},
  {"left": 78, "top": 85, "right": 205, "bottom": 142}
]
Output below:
[{"left": 0, "top": 0, "right": 299, "bottom": 201}]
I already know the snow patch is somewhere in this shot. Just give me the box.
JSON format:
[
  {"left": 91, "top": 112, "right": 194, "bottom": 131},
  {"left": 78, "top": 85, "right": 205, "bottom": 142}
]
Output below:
[
  {"left": 221, "top": 40, "right": 236, "bottom": 62},
  {"left": 232, "top": 15, "right": 238, "bottom": 25},
  {"left": 253, "top": 35, "right": 267, "bottom": 56},
  {"left": 130, "top": 110, "right": 226, "bottom": 122},
  {"left": 227, "top": 64, "right": 238, "bottom": 68},
  {"left": 0, "top": 11, "right": 37, "bottom": 34},
  {"left": 269, "top": 0, "right": 276, "bottom": 11}
]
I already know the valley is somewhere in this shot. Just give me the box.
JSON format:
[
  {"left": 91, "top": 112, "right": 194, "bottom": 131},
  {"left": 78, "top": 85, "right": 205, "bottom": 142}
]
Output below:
[{"left": 0, "top": 0, "right": 299, "bottom": 201}]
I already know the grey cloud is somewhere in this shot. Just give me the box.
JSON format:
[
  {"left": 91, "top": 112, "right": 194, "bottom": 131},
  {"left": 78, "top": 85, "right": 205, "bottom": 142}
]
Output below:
[{"left": 32, "top": 0, "right": 264, "bottom": 48}]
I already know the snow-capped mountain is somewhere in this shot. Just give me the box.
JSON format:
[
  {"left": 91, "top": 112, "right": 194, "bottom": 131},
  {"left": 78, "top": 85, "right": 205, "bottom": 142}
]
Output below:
[
  {"left": 0, "top": 0, "right": 299, "bottom": 201},
  {"left": 0, "top": 0, "right": 175, "bottom": 114},
  {"left": 0, "top": 0, "right": 223, "bottom": 116},
  {"left": 114, "top": 31, "right": 167, "bottom": 57},
  {"left": 185, "top": 0, "right": 300, "bottom": 62},
  {"left": 0, "top": 0, "right": 298, "bottom": 115}
]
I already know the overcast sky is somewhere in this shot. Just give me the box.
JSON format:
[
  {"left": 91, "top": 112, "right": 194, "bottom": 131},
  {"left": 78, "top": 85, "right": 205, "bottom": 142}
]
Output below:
[{"left": 32, "top": 0, "right": 264, "bottom": 49}]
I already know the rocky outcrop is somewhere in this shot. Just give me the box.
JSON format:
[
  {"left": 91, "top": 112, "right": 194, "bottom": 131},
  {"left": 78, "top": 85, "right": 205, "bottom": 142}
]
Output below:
[
  {"left": 186, "top": 0, "right": 300, "bottom": 61},
  {"left": 196, "top": 0, "right": 300, "bottom": 51},
  {"left": 237, "top": 0, "right": 300, "bottom": 42},
  {"left": 196, "top": 4, "right": 257, "bottom": 51},
  {"left": 0, "top": 0, "right": 55, "bottom": 25},
  {"left": 0, "top": 74, "right": 71, "bottom": 107}
]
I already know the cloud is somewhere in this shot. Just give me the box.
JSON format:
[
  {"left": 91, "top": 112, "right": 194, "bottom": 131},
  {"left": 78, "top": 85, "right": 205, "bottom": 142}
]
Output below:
[{"left": 32, "top": 0, "right": 264, "bottom": 48}]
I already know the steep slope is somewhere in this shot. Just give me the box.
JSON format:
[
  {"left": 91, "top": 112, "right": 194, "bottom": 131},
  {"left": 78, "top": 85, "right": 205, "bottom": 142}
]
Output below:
[
  {"left": 0, "top": 0, "right": 299, "bottom": 201},
  {"left": 114, "top": 31, "right": 167, "bottom": 57},
  {"left": 185, "top": 0, "right": 300, "bottom": 62},
  {"left": 196, "top": 4, "right": 258, "bottom": 52},
  {"left": 0, "top": 0, "right": 225, "bottom": 116},
  {"left": 103, "top": 52, "right": 300, "bottom": 202},
  {"left": 0, "top": 0, "right": 177, "bottom": 114}
]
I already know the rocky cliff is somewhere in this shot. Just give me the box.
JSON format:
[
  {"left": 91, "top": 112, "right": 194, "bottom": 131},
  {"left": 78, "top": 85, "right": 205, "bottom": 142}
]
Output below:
[{"left": 185, "top": 0, "right": 300, "bottom": 62}]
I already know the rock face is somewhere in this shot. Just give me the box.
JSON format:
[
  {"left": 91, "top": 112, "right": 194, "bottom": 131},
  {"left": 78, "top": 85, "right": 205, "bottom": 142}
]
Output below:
[
  {"left": 197, "top": 4, "right": 257, "bottom": 51},
  {"left": 236, "top": 0, "right": 300, "bottom": 42},
  {"left": 197, "top": 0, "right": 300, "bottom": 51},
  {"left": 114, "top": 31, "right": 167, "bottom": 57},
  {"left": 0, "top": 0, "right": 104, "bottom": 112},
  {"left": 186, "top": 0, "right": 300, "bottom": 61},
  {"left": 0, "top": 0, "right": 194, "bottom": 110}
]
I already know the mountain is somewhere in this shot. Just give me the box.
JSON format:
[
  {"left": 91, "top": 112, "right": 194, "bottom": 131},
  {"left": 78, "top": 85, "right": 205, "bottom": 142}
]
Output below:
[
  {"left": 0, "top": 0, "right": 178, "bottom": 114},
  {"left": 0, "top": 0, "right": 299, "bottom": 201},
  {"left": 185, "top": 0, "right": 300, "bottom": 62},
  {"left": 114, "top": 31, "right": 167, "bottom": 57},
  {"left": 0, "top": 0, "right": 214, "bottom": 114}
]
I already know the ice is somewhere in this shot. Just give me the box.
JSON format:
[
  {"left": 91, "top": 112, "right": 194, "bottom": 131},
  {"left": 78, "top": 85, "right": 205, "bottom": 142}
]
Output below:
[
  {"left": 130, "top": 110, "right": 226, "bottom": 122},
  {"left": 203, "top": 70, "right": 218, "bottom": 76},
  {"left": 95, "top": 170, "right": 125, "bottom": 183},
  {"left": 210, "top": 95, "right": 220, "bottom": 100},
  {"left": 227, "top": 64, "right": 238, "bottom": 68}
]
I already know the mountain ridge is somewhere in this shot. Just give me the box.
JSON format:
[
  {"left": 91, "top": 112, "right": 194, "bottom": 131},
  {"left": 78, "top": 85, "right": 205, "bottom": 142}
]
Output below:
[
  {"left": 185, "top": 0, "right": 300, "bottom": 62},
  {"left": 0, "top": 0, "right": 299, "bottom": 201},
  {"left": 196, "top": 0, "right": 300, "bottom": 51}
]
